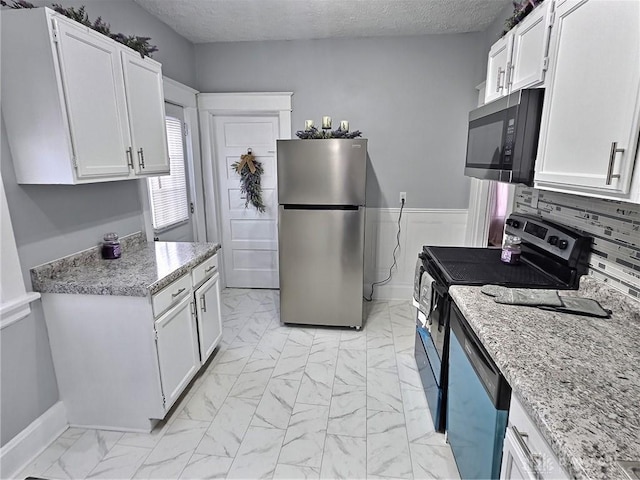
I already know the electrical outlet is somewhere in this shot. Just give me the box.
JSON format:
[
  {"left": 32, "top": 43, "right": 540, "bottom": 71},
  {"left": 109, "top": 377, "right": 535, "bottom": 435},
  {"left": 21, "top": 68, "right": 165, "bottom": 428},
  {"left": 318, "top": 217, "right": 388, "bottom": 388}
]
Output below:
[{"left": 400, "top": 192, "right": 407, "bottom": 204}]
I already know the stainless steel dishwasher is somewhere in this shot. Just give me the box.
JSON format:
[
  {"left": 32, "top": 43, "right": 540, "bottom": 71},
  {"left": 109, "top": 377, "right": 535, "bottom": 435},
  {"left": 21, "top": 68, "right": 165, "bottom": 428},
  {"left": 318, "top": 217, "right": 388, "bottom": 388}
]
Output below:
[{"left": 447, "top": 302, "right": 511, "bottom": 479}]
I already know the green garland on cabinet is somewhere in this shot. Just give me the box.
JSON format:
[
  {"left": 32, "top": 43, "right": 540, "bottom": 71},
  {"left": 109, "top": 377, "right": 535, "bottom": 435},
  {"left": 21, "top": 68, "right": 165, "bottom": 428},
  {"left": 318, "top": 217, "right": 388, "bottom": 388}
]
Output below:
[
  {"left": 502, "top": 0, "right": 544, "bottom": 36},
  {"left": 0, "top": 0, "right": 158, "bottom": 57},
  {"left": 232, "top": 152, "right": 266, "bottom": 213}
]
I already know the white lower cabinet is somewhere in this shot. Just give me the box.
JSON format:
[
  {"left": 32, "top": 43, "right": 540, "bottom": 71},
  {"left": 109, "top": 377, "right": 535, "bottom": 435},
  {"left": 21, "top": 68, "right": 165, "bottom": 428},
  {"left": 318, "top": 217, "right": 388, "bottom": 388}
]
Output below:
[
  {"left": 194, "top": 272, "right": 223, "bottom": 363},
  {"left": 40, "top": 253, "right": 221, "bottom": 432},
  {"left": 154, "top": 295, "right": 201, "bottom": 411},
  {"left": 501, "top": 394, "right": 569, "bottom": 480}
]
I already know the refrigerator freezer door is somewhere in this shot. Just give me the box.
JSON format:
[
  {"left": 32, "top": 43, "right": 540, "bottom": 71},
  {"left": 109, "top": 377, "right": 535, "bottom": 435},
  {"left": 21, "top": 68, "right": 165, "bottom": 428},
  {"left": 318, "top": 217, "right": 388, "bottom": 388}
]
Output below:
[
  {"left": 277, "top": 139, "right": 367, "bottom": 206},
  {"left": 279, "top": 205, "right": 365, "bottom": 327}
]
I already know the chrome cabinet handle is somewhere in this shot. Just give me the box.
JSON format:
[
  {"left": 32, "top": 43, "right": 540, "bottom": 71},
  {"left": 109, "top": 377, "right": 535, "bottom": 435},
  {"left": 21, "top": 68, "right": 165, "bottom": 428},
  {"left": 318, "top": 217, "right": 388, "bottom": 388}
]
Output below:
[
  {"left": 496, "top": 67, "right": 505, "bottom": 92},
  {"left": 204, "top": 265, "right": 215, "bottom": 273},
  {"left": 606, "top": 141, "right": 624, "bottom": 185},
  {"left": 171, "top": 287, "right": 186, "bottom": 298},
  {"left": 512, "top": 426, "right": 543, "bottom": 475},
  {"left": 126, "top": 147, "right": 134, "bottom": 168},
  {"left": 507, "top": 62, "right": 514, "bottom": 88},
  {"left": 200, "top": 295, "right": 207, "bottom": 312},
  {"left": 137, "top": 148, "right": 145, "bottom": 169}
]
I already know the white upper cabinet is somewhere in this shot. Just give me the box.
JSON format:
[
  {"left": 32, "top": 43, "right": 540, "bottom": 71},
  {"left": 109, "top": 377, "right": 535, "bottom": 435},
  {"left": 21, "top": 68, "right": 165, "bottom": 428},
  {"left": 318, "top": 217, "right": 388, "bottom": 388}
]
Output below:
[
  {"left": 0, "top": 7, "right": 169, "bottom": 184},
  {"left": 484, "top": 1, "right": 554, "bottom": 104},
  {"left": 121, "top": 51, "right": 170, "bottom": 175},
  {"left": 54, "top": 18, "right": 132, "bottom": 179},
  {"left": 485, "top": 35, "right": 513, "bottom": 103},
  {"left": 534, "top": 0, "right": 640, "bottom": 201}
]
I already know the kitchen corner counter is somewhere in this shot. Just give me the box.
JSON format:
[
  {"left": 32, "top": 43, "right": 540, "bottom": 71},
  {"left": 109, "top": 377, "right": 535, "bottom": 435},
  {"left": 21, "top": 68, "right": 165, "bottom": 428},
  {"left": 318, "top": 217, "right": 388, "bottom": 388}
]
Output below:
[
  {"left": 31, "top": 233, "right": 221, "bottom": 297},
  {"left": 449, "top": 276, "right": 640, "bottom": 480}
]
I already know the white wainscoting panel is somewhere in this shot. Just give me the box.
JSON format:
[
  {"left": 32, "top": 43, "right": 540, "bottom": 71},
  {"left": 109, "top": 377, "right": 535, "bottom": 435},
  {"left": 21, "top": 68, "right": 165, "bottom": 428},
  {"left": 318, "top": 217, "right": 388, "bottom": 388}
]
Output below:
[{"left": 364, "top": 208, "right": 468, "bottom": 300}]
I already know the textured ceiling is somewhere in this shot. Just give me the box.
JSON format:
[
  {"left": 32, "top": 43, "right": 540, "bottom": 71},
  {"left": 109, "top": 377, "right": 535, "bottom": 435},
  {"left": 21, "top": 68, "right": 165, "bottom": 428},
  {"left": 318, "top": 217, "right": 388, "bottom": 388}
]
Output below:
[{"left": 132, "top": 0, "right": 511, "bottom": 43}]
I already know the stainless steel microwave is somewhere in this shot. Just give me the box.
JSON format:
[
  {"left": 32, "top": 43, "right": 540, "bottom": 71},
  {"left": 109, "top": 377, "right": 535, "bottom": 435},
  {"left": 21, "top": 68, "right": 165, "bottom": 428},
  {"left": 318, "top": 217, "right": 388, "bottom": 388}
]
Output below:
[{"left": 464, "top": 89, "right": 544, "bottom": 186}]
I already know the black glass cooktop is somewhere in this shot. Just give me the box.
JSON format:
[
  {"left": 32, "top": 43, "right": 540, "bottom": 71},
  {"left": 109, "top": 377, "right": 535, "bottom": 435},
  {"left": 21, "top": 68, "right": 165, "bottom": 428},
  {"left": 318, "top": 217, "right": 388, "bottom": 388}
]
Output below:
[{"left": 422, "top": 246, "right": 567, "bottom": 288}]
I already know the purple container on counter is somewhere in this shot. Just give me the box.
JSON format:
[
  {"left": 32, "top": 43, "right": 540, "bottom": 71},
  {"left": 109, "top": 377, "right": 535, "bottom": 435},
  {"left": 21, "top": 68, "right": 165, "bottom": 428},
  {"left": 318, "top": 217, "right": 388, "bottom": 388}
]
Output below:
[{"left": 101, "top": 232, "right": 121, "bottom": 259}]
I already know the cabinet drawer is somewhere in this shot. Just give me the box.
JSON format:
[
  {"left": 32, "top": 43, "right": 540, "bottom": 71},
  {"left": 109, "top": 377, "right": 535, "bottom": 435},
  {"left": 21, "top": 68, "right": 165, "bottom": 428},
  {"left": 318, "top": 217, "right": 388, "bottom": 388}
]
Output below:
[
  {"left": 508, "top": 395, "right": 569, "bottom": 479},
  {"left": 192, "top": 254, "right": 218, "bottom": 287},
  {"left": 152, "top": 274, "right": 191, "bottom": 318}
]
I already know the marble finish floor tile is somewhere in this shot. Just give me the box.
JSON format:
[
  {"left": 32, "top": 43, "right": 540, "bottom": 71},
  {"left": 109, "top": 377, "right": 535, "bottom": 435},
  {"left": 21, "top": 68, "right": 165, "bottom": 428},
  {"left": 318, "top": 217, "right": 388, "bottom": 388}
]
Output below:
[
  {"left": 43, "top": 430, "right": 123, "bottom": 479},
  {"left": 272, "top": 345, "right": 310, "bottom": 381},
  {"left": 226, "top": 426, "right": 286, "bottom": 479},
  {"left": 21, "top": 289, "right": 459, "bottom": 480},
  {"left": 179, "top": 373, "right": 237, "bottom": 421},
  {"left": 367, "top": 410, "right": 413, "bottom": 478},
  {"left": 252, "top": 378, "right": 300, "bottom": 430},
  {"left": 334, "top": 349, "right": 366, "bottom": 386},
  {"left": 86, "top": 445, "right": 150, "bottom": 479},
  {"left": 367, "top": 368, "right": 404, "bottom": 413},
  {"left": 320, "top": 434, "right": 367, "bottom": 479},
  {"left": 133, "top": 418, "right": 208, "bottom": 479},
  {"left": 273, "top": 463, "right": 320, "bottom": 479},
  {"left": 196, "top": 397, "right": 259, "bottom": 458},
  {"left": 227, "top": 368, "right": 274, "bottom": 399},
  {"left": 278, "top": 403, "right": 329, "bottom": 468},
  {"left": 179, "top": 454, "right": 234, "bottom": 479},
  {"left": 297, "top": 362, "right": 335, "bottom": 406},
  {"left": 410, "top": 443, "right": 461, "bottom": 479},
  {"left": 327, "top": 384, "right": 366, "bottom": 437}
]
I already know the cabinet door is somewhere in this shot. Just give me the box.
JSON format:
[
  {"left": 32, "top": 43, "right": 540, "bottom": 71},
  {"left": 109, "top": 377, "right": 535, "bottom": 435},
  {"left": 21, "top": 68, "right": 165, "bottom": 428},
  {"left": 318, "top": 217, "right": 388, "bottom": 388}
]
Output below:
[
  {"left": 54, "top": 19, "right": 131, "bottom": 178},
  {"left": 485, "top": 34, "right": 513, "bottom": 103},
  {"left": 154, "top": 295, "right": 200, "bottom": 410},
  {"left": 509, "top": 1, "right": 553, "bottom": 92},
  {"left": 121, "top": 51, "right": 170, "bottom": 175},
  {"left": 500, "top": 429, "right": 536, "bottom": 480},
  {"left": 194, "top": 273, "right": 222, "bottom": 362},
  {"left": 535, "top": 0, "right": 640, "bottom": 194}
]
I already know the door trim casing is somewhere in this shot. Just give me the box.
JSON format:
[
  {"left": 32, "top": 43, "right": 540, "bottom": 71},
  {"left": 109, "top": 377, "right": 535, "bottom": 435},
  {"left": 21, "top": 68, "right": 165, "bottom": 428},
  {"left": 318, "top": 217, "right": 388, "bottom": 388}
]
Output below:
[{"left": 198, "top": 92, "right": 293, "bottom": 288}]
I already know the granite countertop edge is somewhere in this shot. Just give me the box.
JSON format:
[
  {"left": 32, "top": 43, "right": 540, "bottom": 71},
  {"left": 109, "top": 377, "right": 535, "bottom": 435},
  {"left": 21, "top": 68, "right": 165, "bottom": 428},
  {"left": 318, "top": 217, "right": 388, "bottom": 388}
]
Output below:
[
  {"left": 31, "top": 237, "right": 222, "bottom": 297},
  {"left": 449, "top": 276, "right": 640, "bottom": 480}
]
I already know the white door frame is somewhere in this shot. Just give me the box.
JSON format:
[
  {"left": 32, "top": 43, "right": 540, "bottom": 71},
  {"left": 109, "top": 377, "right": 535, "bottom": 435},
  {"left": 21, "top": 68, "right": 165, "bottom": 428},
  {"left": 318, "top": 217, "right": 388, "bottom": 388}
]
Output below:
[
  {"left": 139, "top": 77, "right": 206, "bottom": 242},
  {"left": 198, "top": 92, "right": 293, "bottom": 287}
]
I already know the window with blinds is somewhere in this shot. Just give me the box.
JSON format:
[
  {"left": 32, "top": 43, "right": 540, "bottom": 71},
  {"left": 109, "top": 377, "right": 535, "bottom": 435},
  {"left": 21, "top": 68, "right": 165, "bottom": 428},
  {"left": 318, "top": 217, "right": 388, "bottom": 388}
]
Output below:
[{"left": 148, "top": 116, "right": 189, "bottom": 231}]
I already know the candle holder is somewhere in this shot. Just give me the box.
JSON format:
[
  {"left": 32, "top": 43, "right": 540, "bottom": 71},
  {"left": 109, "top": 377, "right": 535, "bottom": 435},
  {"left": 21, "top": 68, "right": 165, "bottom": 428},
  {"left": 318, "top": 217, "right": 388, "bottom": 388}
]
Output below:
[{"left": 295, "top": 118, "right": 363, "bottom": 139}]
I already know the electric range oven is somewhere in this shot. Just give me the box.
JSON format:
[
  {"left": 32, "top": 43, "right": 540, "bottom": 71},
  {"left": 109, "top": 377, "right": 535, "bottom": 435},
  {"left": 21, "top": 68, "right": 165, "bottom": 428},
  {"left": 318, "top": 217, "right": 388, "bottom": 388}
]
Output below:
[{"left": 414, "top": 213, "right": 592, "bottom": 434}]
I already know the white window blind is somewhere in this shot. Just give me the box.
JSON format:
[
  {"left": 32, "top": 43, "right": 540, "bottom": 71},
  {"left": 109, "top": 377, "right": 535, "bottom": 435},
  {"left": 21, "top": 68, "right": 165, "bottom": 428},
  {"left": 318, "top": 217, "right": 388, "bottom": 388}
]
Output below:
[{"left": 148, "top": 116, "right": 189, "bottom": 231}]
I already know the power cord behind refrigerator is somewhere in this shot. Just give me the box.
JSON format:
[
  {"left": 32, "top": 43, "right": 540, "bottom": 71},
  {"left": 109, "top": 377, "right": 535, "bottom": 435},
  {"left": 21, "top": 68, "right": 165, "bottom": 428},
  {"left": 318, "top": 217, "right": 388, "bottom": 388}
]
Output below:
[{"left": 364, "top": 198, "right": 405, "bottom": 302}]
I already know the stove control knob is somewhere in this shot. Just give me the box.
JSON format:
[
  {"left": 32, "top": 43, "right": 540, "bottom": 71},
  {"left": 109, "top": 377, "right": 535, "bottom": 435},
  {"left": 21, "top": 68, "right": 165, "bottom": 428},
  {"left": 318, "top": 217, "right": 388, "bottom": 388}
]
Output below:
[
  {"left": 548, "top": 235, "right": 558, "bottom": 245},
  {"left": 558, "top": 239, "right": 569, "bottom": 250},
  {"left": 506, "top": 219, "right": 521, "bottom": 229}
]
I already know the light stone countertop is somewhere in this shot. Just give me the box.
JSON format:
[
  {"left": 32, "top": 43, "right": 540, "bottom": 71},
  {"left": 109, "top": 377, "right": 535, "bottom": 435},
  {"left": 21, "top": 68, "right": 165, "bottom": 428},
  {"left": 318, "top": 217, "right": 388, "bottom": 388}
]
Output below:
[
  {"left": 449, "top": 276, "right": 640, "bottom": 480},
  {"left": 31, "top": 232, "right": 221, "bottom": 297}
]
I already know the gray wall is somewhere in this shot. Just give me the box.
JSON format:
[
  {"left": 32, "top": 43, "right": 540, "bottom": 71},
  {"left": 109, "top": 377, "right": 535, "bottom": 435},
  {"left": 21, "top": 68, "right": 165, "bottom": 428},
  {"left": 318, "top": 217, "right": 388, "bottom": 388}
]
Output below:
[
  {"left": 195, "top": 34, "right": 486, "bottom": 208},
  {"left": 0, "top": 0, "right": 196, "bottom": 446}
]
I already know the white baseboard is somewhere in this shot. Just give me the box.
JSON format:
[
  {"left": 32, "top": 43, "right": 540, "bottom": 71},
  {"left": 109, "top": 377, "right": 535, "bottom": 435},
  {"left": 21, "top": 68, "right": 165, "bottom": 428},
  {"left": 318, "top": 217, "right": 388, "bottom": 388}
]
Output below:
[
  {"left": 364, "top": 208, "right": 468, "bottom": 300},
  {"left": 0, "top": 401, "right": 68, "bottom": 479}
]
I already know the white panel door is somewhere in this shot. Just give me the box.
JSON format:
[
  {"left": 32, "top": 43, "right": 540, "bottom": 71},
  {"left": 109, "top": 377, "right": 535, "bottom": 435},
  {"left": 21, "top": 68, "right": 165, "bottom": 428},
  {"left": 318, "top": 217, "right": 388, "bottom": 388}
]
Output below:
[
  {"left": 194, "top": 273, "right": 222, "bottom": 362},
  {"left": 214, "top": 115, "right": 279, "bottom": 288},
  {"left": 535, "top": 0, "right": 640, "bottom": 194},
  {"left": 485, "top": 34, "right": 513, "bottom": 103},
  {"left": 154, "top": 295, "right": 200, "bottom": 411},
  {"left": 54, "top": 19, "right": 131, "bottom": 179},
  {"left": 121, "top": 51, "right": 170, "bottom": 175}
]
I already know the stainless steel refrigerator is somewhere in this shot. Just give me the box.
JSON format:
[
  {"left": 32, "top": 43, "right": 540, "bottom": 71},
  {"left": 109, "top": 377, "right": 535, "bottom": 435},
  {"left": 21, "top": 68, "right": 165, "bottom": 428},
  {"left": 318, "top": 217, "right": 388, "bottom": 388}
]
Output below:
[{"left": 277, "top": 138, "right": 367, "bottom": 328}]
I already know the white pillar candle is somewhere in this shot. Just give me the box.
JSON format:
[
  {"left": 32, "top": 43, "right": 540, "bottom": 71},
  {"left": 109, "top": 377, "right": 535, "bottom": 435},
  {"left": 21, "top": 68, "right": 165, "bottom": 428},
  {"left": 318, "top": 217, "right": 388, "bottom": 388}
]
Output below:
[
  {"left": 304, "top": 120, "right": 314, "bottom": 130},
  {"left": 340, "top": 120, "right": 349, "bottom": 132},
  {"left": 322, "top": 116, "right": 332, "bottom": 129}
]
